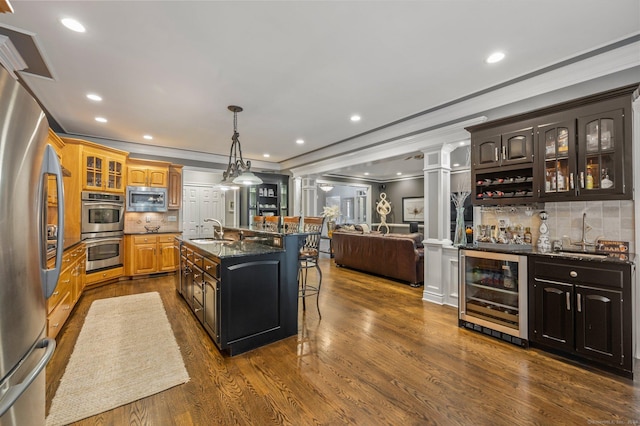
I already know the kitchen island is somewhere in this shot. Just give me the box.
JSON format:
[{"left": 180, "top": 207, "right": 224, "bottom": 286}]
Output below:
[{"left": 176, "top": 229, "right": 304, "bottom": 355}]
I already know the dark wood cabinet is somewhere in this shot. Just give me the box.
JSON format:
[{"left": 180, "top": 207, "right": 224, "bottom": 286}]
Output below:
[
  {"left": 537, "top": 118, "right": 577, "bottom": 200},
  {"left": 472, "top": 127, "right": 533, "bottom": 170},
  {"left": 576, "top": 105, "right": 628, "bottom": 199},
  {"left": 468, "top": 84, "right": 635, "bottom": 205},
  {"left": 532, "top": 279, "right": 574, "bottom": 352},
  {"left": 240, "top": 173, "right": 288, "bottom": 226},
  {"left": 575, "top": 285, "right": 623, "bottom": 364},
  {"left": 529, "top": 256, "right": 632, "bottom": 377}
]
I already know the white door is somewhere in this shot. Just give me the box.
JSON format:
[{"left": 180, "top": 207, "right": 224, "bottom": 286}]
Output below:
[
  {"left": 183, "top": 186, "right": 200, "bottom": 240},
  {"left": 182, "top": 185, "right": 224, "bottom": 239}
]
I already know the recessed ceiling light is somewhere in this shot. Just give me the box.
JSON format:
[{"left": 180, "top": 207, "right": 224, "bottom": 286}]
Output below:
[
  {"left": 86, "top": 93, "right": 102, "bottom": 102},
  {"left": 396, "top": 172, "right": 402, "bottom": 176},
  {"left": 453, "top": 163, "right": 460, "bottom": 167},
  {"left": 364, "top": 172, "right": 370, "bottom": 176},
  {"left": 95, "top": 117, "right": 107, "bottom": 123},
  {"left": 486, "top": 52, "right": 505, "bottom": 64},
  {"left": 61, "top": 18, "right": 86, "bottom": 33},
  {"left": 459, "top": 141, "right": 465, "bottom": 146},
  {"left": 263, "top": 153, "right": 270, "bottom": 158},
  {"left": 143, "top": 135, "right": 153, "bottom": 140},
  {"left": 296, "top": 139, "right": 304, "bottom": 145},
  {"left": 350, "top": 115, "right": 361, "bottom": 122}
]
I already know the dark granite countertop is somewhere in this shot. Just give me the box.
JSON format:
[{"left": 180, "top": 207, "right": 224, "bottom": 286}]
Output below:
[
  {"left": 461, "top": 244, "right": 635, "bottom": 265},
  {"left": 177, "top": 236, "right": 284, "bottom": 259}
]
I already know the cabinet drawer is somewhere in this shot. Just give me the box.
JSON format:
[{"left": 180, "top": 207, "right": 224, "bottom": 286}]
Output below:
[
  {"left": 47, "top": 267, "right": 72, "bottom": 314},
  {"left": 193, "top": 252, "right": 204, "bottom": 269},
  {"left": 133, "top": 235, "right": 157, "bottom": 244},
  {"left": 86, "top": 266, "right": 124, "bottom": 285},
  {"left": 158, "top": 234, "right": 178, "bottom": 243},
  {"left": 48, "top": 291, "right": 72, "bottom": 339},
  {"left": 203, "top": 257, "right": 219, "bottom": 279},
  {"left": 533, "top": 259, "right": 623, "bottom": 289}
]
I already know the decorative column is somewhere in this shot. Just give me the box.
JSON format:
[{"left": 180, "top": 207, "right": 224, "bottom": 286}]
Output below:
[{"left": 422, "top": 144, "right": 455, "bottom": 304}]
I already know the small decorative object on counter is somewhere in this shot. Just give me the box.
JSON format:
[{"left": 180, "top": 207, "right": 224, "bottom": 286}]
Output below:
[
  {"left": 524, "top": 227, "right": 532, "bottom": 244},
  {"left": 536, "top": 211, "right": 551, "bottom": 252}
]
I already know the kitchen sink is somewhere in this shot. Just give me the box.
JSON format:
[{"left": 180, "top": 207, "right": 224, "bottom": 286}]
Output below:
[{"left": 189, "top": 238, "right": 235, "bottom": 244}]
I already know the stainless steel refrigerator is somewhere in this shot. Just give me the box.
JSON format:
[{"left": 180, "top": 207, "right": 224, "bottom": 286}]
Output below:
[{"left": 0, "top": 67, "right": 65, "bottom": 425}]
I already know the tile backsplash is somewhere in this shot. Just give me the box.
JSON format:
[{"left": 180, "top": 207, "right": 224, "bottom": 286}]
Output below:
[
  {"left": 478, "top": 200, "right": 635, "bottom": 253},
  {"left": 125, "top": 212, "right": 180, "bottom": 234}
]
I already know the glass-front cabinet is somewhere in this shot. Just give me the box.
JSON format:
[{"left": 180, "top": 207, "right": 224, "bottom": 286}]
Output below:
[
  {"left": 538, "top": 119, "right": 576, "bottom": 200},
  {"left": 240, "top": 173, "right": 289, "bottom": 226},
  {"left": 82, "top": 147, "right": 126, "bottom": 193},
  {"left": 459, "top": 249, "right": 528, "bottom": 345},
  {"left": 577, "top": 108, "right": 624, "bottom": 197}
]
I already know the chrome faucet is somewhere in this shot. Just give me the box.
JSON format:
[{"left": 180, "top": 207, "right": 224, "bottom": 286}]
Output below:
[
  {"left": 203, "top": 218, "right": 224, "bottom": 239},
  {"left": 571, "top": 212, "right": 595, "bottom": 251}
]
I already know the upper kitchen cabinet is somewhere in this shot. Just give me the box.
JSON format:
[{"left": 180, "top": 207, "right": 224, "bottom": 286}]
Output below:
[
  {"left": 472, "top": 127, "right": 533, "bottom": 170},
  {"left": 468, "top": 83, "right": 636, "bottom": 205},
  {"left": 575, "top": 100, "right": 629, "bottom": 200},
  {"left": 127, "top": 158, "right": 169, "bottom": 187},
  {"left": 168, "top": 165, "right": 183, "bottom": 210},
  {"left": 470, "top": 124, "right": 535, "bottom": 205},
  {"left": 537, "top": 118, "right": 576, "bottom": 201},
  {"left": 63, "top": 138, "right": 128, "bottom": 194}
]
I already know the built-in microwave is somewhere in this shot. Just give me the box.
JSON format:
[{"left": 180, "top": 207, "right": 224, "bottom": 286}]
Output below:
[{"left": 126, "top": 186, "right": 167, "bottom": 212}]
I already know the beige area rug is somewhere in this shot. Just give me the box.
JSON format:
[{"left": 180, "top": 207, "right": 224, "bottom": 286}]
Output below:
[{"left": 46, "top": 292, "right": 190, "bottom": 426}]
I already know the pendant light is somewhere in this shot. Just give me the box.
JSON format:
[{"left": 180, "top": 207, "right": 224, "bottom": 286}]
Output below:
[{"left": 220, "top": 105, "right": 263, "bottom": 186}]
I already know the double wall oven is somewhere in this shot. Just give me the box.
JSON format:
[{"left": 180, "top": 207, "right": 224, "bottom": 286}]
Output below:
[{"left": 81, "top": 191, "right": 124, "bottom": 273}]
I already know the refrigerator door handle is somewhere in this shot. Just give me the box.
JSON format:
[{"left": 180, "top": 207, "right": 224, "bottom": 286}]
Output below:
[
  {"left": 0, "top": 338, "right": 56, "bottom": 417},
  {"left": 40, "top": 145, "right": 65, "bottom": 299}
]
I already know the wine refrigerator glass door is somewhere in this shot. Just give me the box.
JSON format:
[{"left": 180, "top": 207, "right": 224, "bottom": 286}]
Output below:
[{"left": 459, "top": 250, "right": 528, "bottom": 339}]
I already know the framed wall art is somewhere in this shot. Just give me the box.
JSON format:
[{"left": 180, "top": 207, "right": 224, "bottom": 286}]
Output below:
[{"left": 402, "top": 197, "right": 424, "bottom": 222}]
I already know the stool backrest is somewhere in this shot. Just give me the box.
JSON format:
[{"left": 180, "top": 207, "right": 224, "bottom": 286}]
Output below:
[
  {"left": 252, "top": 215, "right": 265, "bottom": 230},
  {"left": 300, "top": 216, "right": 325, "bottom": 258},
  {"left": 282, "top": 216, "right": 301, "bottom": 234},
  {"left": 264, "top": 215, "right": 280, "bottom": 232}
]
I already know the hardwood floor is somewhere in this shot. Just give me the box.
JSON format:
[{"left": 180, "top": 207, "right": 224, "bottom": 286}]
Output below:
[{"left": 47, "top": 257, "right": 640, "bottom": 425}]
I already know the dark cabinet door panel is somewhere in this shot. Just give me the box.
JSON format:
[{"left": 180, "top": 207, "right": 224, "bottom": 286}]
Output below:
[
  {"left": 226, "top": 260, "right": 280, "bottom": 342},
  {"left": 533, "top": 279, "right": 573, "bottom": 351},
  {"left": 502, "top": 128, "right": 533, "bottom": 165},
  {"left": 575, "top": 286, "right": 622, "bottom": 365}
]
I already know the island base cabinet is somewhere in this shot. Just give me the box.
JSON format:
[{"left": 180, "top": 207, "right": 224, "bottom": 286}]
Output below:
[
  {"left": 178, "top": 242, "right": 297, "bottom": 357},
  {"left": 224, "top": 260, "right": 280, "bottom": 345},
  {"left": 529, "top": 257, "right": 632, "bottom": 378}
]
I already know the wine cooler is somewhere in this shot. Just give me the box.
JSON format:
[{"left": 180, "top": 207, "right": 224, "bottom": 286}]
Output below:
[{"left": 459, "top": 249, "right": 528, "bottom": 346}]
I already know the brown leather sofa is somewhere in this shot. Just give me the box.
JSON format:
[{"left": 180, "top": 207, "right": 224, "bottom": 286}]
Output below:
[{"left": 332, "top": 230, "right": 424, "bottom": 287}]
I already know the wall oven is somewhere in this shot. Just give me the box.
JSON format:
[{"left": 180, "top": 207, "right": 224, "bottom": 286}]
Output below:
[
  {"left": 81, "top": 191, "right": 124, "bottom": 273},
  {"left": 459, "top": 249, "right": 528, "bottom": 346},
  {"left": 81, "top": 191, "right": 125, "bottom": 237},
  {"left": 85, "top": 236, "right": 123, "bottom": 273}
]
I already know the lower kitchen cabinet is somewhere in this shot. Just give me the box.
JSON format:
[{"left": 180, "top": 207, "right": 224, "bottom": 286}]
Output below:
[
  {"left": 47, "top": 243, "right": 85, "bottom": 339},
  {"left": 125, "top": 233, "right": 180, "bottom": 276},
  {"left": 529, "top": 256, "right": 632, "bottom": 377}
]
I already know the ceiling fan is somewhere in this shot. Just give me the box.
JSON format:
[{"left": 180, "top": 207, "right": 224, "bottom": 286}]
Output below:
[{"left": 403, "top": 153, "right": 424, "bottom": 161}]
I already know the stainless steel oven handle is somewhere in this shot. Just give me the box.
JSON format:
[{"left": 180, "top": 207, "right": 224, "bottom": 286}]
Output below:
[
  {"left": 85, "top": 237, "right": 123, "bottom": 245},
  {"left": 83, "top": 201, "right": 124, "bottom": 208}
]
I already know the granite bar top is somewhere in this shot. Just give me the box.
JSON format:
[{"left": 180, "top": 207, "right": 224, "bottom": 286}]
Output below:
[
  {"left": 461, "top": 244, "right": 635, "bottom": 264},
  {"left": 177, "top": 236, "right": 284, "bottom": 259}
]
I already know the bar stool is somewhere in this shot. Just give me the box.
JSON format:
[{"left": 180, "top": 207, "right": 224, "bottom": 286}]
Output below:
[
  {"left": 264, "top": 215, "right": 280, "bottom": 232},
  {"left": 282, "top": 216, "right": 301, "bottom": 234},
  {"left": 252, "top": 215, "right": 264, "bottom": 230},
  {"left": 298, "top": 216, "right": 324, "bottom": 318}
]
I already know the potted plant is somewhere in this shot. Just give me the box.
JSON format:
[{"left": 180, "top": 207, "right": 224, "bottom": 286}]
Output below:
[{"left": 321, "top": 205, "right": 340, "bottom": 237}]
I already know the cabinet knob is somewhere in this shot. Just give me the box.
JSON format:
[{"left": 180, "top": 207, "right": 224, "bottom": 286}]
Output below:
[{"left": 570, "top": 271, "right": 578, "bottom": 278}]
